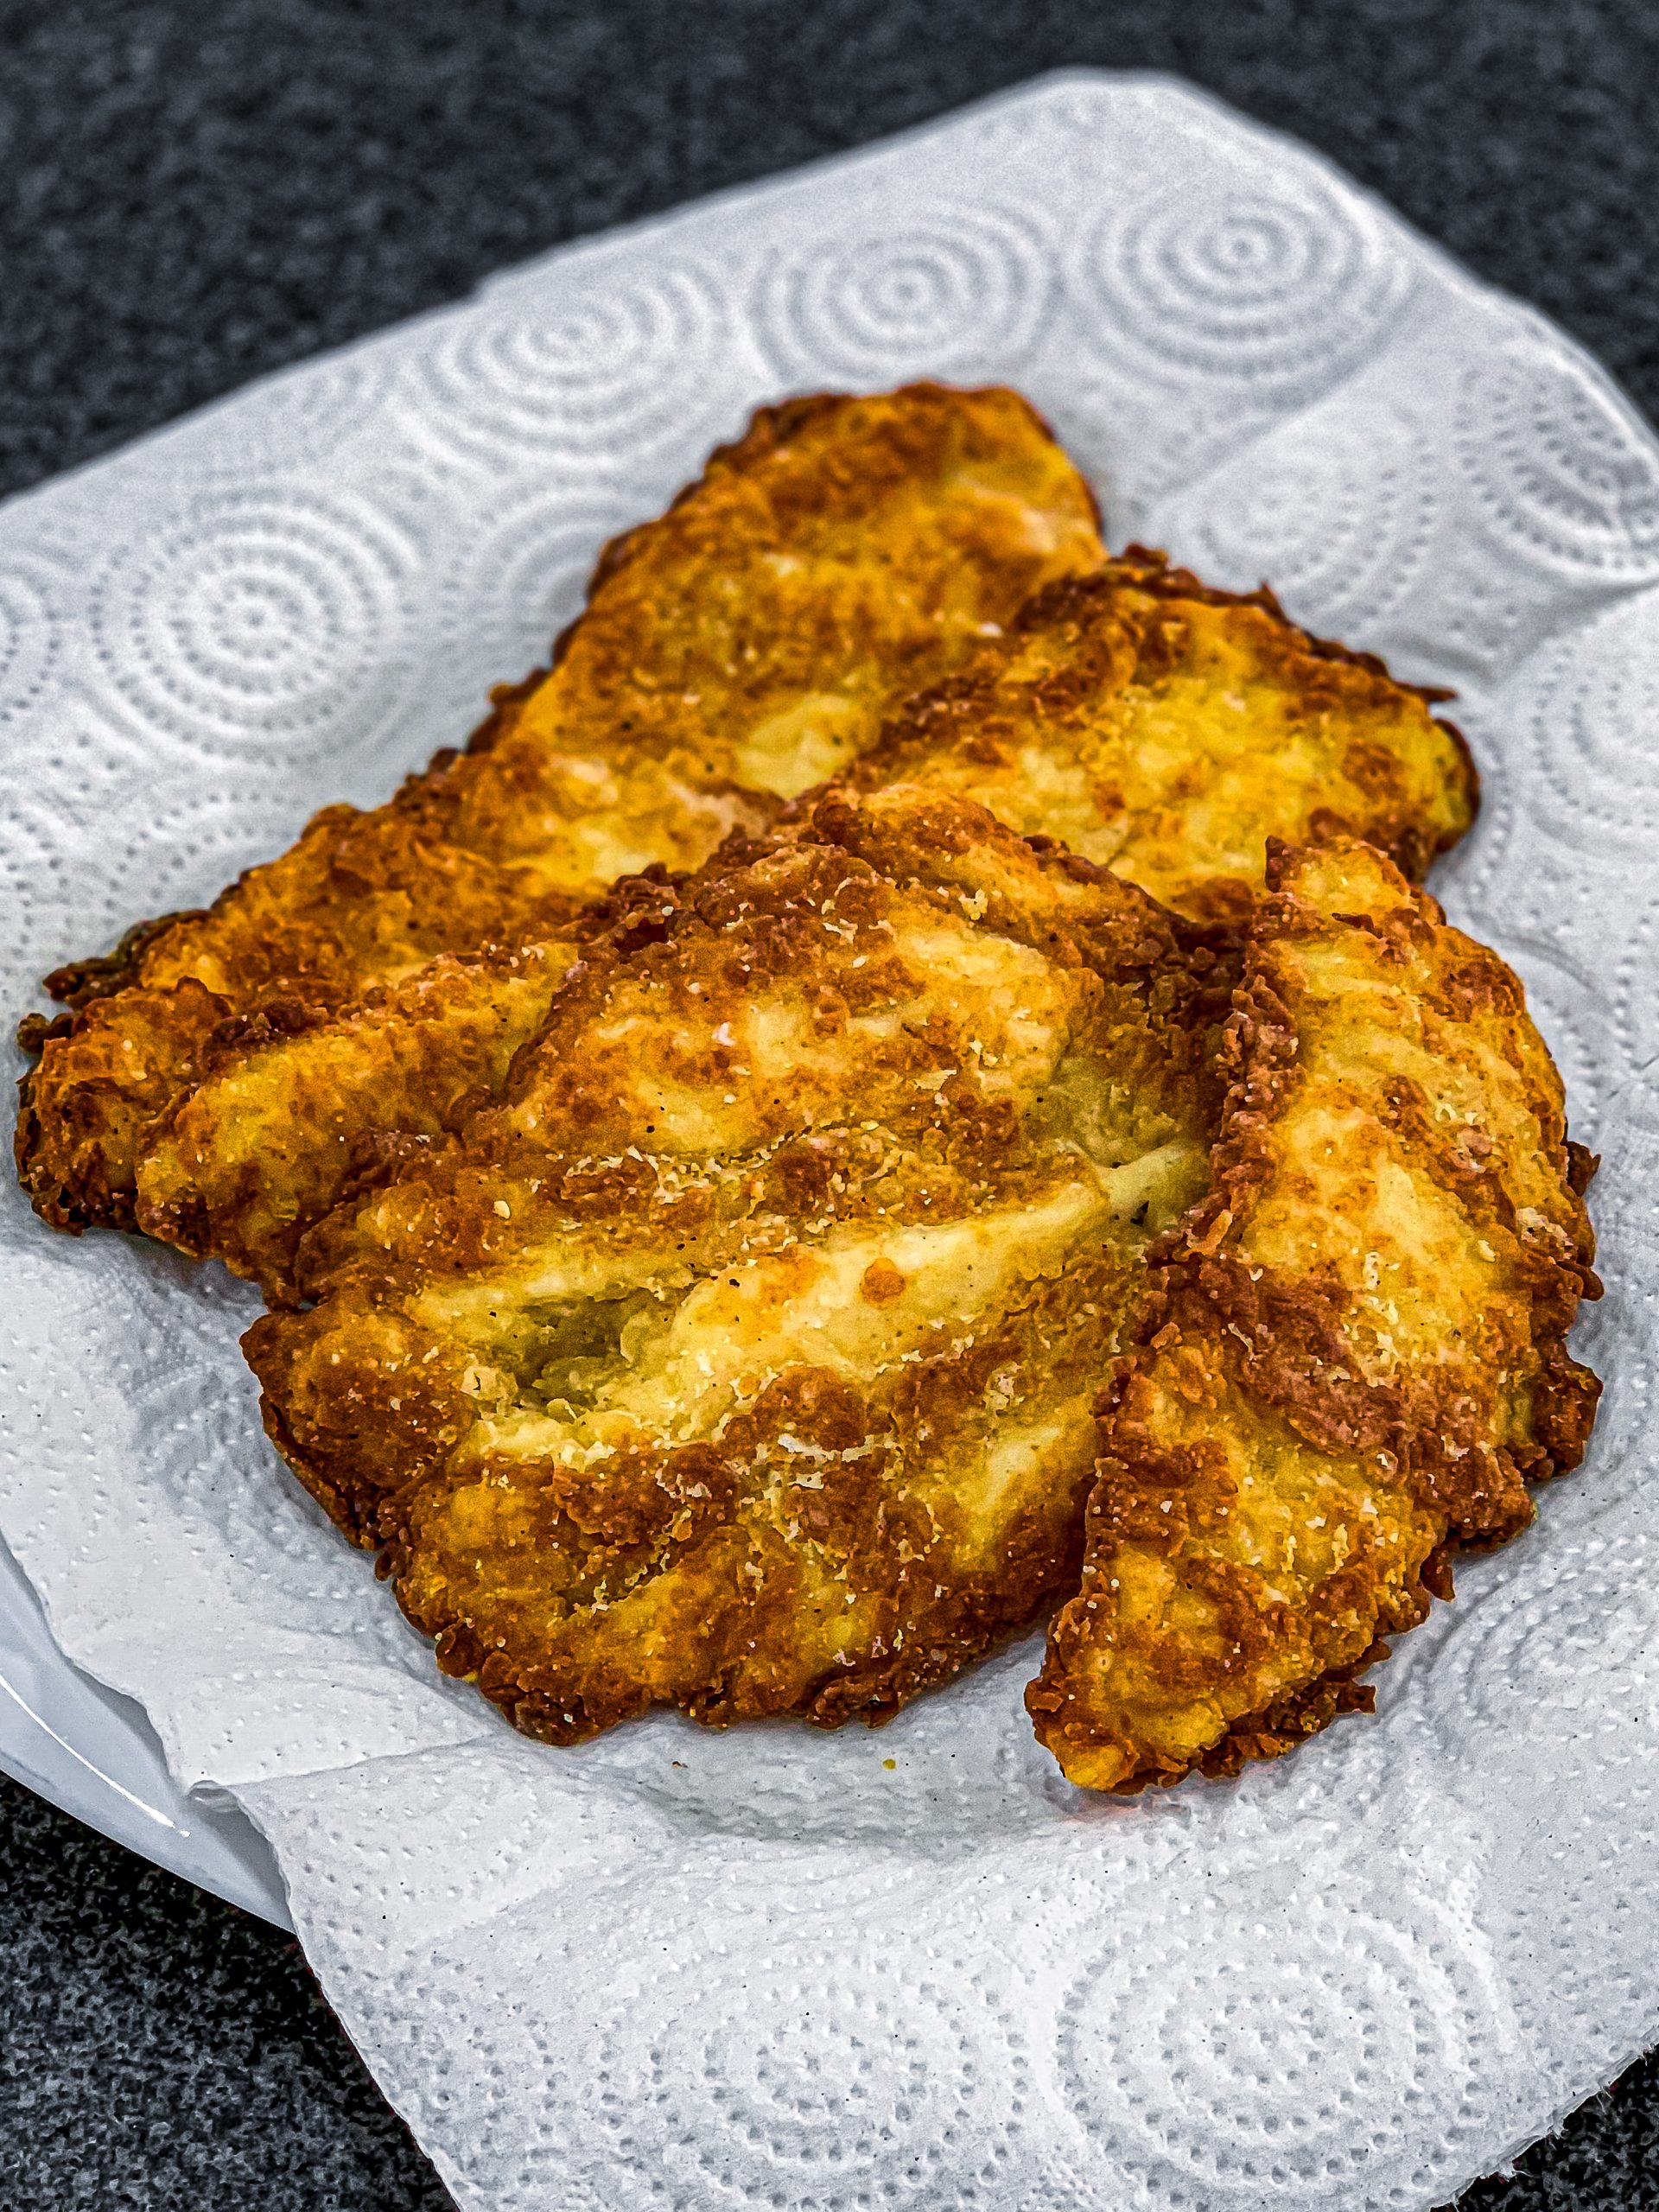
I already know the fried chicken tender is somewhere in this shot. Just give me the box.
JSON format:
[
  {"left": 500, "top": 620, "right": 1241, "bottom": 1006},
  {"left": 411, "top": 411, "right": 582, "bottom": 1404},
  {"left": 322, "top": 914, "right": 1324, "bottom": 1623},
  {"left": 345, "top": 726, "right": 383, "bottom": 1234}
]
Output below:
[
  {"left": 845, "top": 552, "right": 1478, "bottom": 926},
  {"left": 245, "top": 787, "right": 1235, "bottom": 1741},
  {"left": 1027, "top": 836, "right": 1601, "bottom": 1791},
  {"left": 18, "top": 383, "right": 1103, "bottom": 1240}
]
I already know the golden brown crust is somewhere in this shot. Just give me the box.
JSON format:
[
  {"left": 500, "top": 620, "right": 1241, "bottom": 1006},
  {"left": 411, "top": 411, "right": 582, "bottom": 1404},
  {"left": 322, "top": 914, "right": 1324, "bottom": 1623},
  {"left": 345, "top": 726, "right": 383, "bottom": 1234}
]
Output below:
[
  {"left": 1027, "top": 834, "right": 1599, "bottom": 1793},
  {"left": 133, "top": 939, "right": 578, "bottom": 1299},
  {"left": 15, "top": 801, "right": 589, "bottom": 1234},
  {"left": 844, "top": 547, "right": 1478, "bottom": 925},
  {"left": 17, "top": 383, "right": 1104, "bottom": 1241},
  {"left": 130, "top": 864, "right": 703, "bottom": 1299},
  {"left": 35, "top": 909, "right": 211, "bottom": 1015},
  {"left": 245, "top": 787, "right": 1223, "bottom": 1743}
]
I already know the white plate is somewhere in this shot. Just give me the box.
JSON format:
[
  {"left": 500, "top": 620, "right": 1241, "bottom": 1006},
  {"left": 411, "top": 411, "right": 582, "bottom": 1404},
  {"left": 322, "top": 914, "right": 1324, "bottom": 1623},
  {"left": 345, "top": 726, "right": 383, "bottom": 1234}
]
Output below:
[{"left": 0, "top": 1531, "right": 289, "bottom": 1924}]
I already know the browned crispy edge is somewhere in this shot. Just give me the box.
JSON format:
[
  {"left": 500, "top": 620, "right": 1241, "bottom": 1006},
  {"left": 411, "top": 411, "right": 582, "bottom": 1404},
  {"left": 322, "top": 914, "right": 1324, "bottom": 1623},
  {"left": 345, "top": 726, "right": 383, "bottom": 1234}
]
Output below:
[
  {"left": 1101, "top": 544, "right": 1461, "bottom": 703},
  {"left": 581, "top": 384, "right": 1105, "bottom": 612},
  {"left": 1024, "top": 547, "right": 1480, "bottom": 868}
]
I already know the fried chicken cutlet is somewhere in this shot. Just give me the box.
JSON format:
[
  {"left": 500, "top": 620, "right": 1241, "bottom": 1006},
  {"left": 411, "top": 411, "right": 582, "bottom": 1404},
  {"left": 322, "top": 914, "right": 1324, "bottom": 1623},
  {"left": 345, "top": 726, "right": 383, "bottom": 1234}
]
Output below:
[
  {"left": 1027, "top": 836, "right": 1601, "bottom": 1791},
  {"left": 843, "top": 551, "right": 1477, "bottom": 926},
  {"left": 245, "top": 786, "right": 1235, "bottom": 1740},
  {"left": 18, "top": 383, "right": 1104, "bottom": 1243},
  {"left": 125, "top": 543, "right": 1478, "bottom": 1302}
]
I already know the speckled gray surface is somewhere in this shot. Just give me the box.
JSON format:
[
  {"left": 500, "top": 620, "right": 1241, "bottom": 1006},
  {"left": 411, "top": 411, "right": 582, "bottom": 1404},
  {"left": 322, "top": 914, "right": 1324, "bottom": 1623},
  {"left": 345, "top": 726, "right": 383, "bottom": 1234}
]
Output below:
[{"left": 3, "top": 3, "right": 1659, "bottom": 2206}]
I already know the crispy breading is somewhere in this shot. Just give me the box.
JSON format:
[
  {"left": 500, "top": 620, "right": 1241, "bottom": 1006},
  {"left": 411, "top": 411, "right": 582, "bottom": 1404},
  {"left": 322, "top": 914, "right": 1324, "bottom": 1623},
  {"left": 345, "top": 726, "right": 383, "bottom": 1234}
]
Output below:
[
  {"left": 1027, "top": 836, "right": 1601, "bottom": 1792},
  {"left": 126, "top": 541, "right": 1481, "bottom": 1301},
  {"left": 134, "top": 940, "right": 577, "bottom": 1294},
  {"left": 131, "top": 868, "right": 687, "bottom": 1297},
  {"left": 18, "top": 384, "right": 1103, "bottom": 1236},
  {"left": 244, "top": 788, "right": 1235, "bottom": 1740},
  {"left": 844, "top": 551, "right": 1478, "bottom": 925}
]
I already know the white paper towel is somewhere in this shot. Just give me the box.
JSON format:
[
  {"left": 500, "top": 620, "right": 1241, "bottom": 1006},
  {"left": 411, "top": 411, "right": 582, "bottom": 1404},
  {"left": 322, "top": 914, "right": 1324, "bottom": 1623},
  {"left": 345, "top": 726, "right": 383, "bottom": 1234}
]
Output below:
[{"left": 3, "top": 69, "right": 1659, "bottom": 2210}]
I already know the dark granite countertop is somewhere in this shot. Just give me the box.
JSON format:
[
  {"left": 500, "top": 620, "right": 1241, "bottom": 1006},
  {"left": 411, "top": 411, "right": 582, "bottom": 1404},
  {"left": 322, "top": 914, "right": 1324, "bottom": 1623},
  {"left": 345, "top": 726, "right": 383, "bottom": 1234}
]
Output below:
[{"left": 3, "top": 3, "right": 1657, "bottom": 2204}]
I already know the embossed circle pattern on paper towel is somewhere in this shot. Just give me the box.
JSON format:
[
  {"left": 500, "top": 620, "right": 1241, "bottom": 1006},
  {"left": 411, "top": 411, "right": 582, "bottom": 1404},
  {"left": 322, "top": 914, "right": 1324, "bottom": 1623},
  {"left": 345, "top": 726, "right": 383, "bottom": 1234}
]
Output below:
[
  {"left": 193, "top": 347, "right": 399, "bottom": 480},
  {"left": 1058, "top": 1890, "right": 1476, "bottom": 2196},
  {"left": 1421, "top": 1530, "right": 1659, "bottom": 1764},
  {"left": 754, "top": 203, "right": 1052, "bottom": 385},
  {"left": 1079, "top": 173, "right": 1408, "bottom": 391},
  {"left": 90, "top": 486, "right": 416, "bottom": 766},
  {"left": 1, "top": 795, "right": 82, "bottom": 984},
  {"left": 589, "top": 1678, "right": 1067, "bottom": 1849},
  {"left": 1159, "top": 401, "right": 1435, "bottom": 633},
  {"left": 416, "top": 264, "right": 728, "bottom": 467},
  {"left": 1435, "top": 760, "right": 1523, "bottom": 941},
  {"left": 1484, "top": 932, "right": 1619, "bottom": 1135},
  {"left": 120, "top": 1357, "right": 369, "bottom": 1612},
  {"left": 1458, "top": 346, "right": 1659, "bottom": 579},
  {"left": 97, "top": 1238, "right": 264, "bottom": 1380},
  {"left": 1517, "top": 586, "right": 1659, "bottom": 855},
  {"left": 439, "top": 484, "right": 640, "bottom": 709},
  {"left": 1611, "top": 883, "right": 1659, "bottom": 1089},
  {"left": 0, "top": 561, "right": 60, "bottom": 730},
  {"left": 587, "top": 1942, "right": 1027, "bottom": 2209},
  {"left": 105, "top": 772, "right": 320, "bottom": 920}
]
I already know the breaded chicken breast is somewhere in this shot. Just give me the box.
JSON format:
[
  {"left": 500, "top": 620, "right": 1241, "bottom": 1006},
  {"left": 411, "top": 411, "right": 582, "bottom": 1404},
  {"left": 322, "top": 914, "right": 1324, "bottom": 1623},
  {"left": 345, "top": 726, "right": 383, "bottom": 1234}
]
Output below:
[
  {"left": 245, "top": 788, "right": 1235, "bottom": 1740},
  {"left": 18, "top": 384, "right": 1103, "bottom": 1238},
  {"left": 1027, "top": 837, "right": 1600, "bottom": 1791},
  {"left": 845, "top": 551, "right": 1478, "bottom": 926}
]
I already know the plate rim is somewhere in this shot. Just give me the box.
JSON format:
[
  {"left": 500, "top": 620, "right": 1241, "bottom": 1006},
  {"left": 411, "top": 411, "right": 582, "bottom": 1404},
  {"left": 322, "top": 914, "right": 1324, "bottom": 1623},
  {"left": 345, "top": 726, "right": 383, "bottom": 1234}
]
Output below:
[{"left": 0, "top": 1530, "right": 291, "bottom": 1928}]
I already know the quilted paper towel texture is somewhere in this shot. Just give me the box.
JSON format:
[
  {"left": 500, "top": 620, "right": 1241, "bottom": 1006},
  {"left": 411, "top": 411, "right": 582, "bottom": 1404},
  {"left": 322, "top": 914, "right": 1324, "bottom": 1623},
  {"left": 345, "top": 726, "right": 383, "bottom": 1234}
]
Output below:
[{"left": 3, "top": 71, "right": 1659, "bottom": 2209}]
